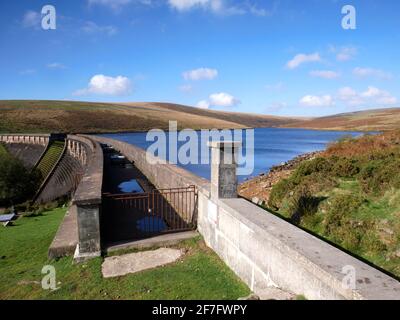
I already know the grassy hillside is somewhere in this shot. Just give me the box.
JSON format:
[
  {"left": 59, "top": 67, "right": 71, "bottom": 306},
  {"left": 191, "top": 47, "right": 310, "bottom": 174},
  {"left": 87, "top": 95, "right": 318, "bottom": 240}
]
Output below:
[
  {"left": 0, "top": 100, "right": 299, "bottom": 134},
  {"left": 126, "top": 102, "right": 300, "bottom": 128},
  {"left": 267, "top": 131, "right": 400, "bottom": 278},
  {"left": 284, "top": 108, "right": 400, "bottom": 131},
  {"left": 0, "top": 207, "right": 249, "bottom": 299}
]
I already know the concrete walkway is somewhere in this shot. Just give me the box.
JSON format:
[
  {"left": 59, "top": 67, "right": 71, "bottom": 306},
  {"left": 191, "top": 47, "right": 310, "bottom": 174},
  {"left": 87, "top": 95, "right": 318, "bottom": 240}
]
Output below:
[
  {"left": 48, "top": 205, "right": 78, "bottom": 259},
  {"left": 102, "top": 248, "right": 183, "bottom": 278}
]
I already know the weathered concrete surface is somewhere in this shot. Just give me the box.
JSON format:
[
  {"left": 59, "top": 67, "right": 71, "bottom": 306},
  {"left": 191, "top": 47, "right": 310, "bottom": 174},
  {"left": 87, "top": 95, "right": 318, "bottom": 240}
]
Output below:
[
  {"left": 90, "top": 135, "right": 210, "bottom": 195},
  {"left": 5, "top": 143, "right": 46, "bottom": 168},
  {"left": 72, "top": 136, "right": 104, "bottom": 261},
  {"left": 198, "top": 196, "right": 400, "bottom": 300},
  {"left": 91, "top": 135, "right": 206, "bottom": 228},
  {"left": 257, "top": 287, "right": 296, "bottom": 300},
  {"left": 238, "top": 288, "right": 296, "bottom": 300},
  {"left": 106, "top": 231, "right": 199, "bottom": 253},
  {"left": 48, "top": 205, "right": 78, "bottom": 259},
  {"left": 102, "top": 248, "right": 183, "bottom": 278},
  {"left": 72, "top": 136, "right": 103, "bottom": 207},
  {"left": 208, "top": 141, "right": 240, "bottom": 200},
  {"left": 90, "top": 136, "right": 400, "bottom": 299}
]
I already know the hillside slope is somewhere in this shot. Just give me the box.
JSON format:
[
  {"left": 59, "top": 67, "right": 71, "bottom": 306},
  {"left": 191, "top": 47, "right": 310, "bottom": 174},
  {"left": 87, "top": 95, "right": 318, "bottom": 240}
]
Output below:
[
  {"left": 0, "top": 100, "right": 299, "bottom": 134},
  {"left": 264, "top": 131, "right": 400, "bottom": 278},
  {"left": 283, "top": 108, "right": 400, "bottom": 131},
  {"left": 125, "top": 102, "right": 300, "bottom": 128}
]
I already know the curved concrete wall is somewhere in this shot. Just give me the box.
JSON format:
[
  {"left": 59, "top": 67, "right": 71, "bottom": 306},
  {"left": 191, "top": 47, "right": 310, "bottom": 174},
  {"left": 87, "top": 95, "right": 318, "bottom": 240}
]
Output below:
[
  {"left": 0, "top": 134, "right": 49, "bottom": 168},
  {"left": 36, "top": 135, "right": 101, "bottom": 204},
  {"left": 91, "top": 135, "right": 208, "bottom": 224},
  {"left": 91, "top": 135, "right": 400, "bottom": 300},
  {"left": 0, "top": 133, "right": 103, "bottom": 205}
]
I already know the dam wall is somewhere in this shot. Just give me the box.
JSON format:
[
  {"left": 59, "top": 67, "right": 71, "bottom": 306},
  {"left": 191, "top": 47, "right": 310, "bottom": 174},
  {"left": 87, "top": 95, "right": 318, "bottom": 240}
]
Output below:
[
  {"left": 0, "top": 134, "right": 49, "bottom": 168},
  {"left": 92, "top": 136, "right": 400, "bottom": 300},
  {"left": 36, "top": 135, "right": 99, "bottom": 204}
]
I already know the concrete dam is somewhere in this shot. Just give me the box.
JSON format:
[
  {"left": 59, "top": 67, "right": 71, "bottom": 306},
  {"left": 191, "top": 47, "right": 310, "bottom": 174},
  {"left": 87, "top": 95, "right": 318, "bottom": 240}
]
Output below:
[{"left": 1, "top": 133, "right": 399, "bottom": 300}]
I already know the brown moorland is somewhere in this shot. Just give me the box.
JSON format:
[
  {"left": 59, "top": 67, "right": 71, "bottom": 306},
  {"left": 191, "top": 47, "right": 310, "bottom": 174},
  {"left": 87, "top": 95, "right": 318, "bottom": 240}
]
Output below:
[
  {"left": 283, "top": 108, "right": 400, "bottom": 132},
  {"left": 0, "top": 100, "right": 300, "bottom": 133},
  {"left": 1, "top": 100, "right": 399, "bottom": 134}
]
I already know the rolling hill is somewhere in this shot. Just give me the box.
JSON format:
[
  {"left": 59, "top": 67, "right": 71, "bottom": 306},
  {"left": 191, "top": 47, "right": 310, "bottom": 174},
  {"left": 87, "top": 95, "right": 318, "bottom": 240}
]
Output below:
[
  {"left": 0, "top": 100, "right": 399, "bottom": 133},
  {"left": 0, "top": 100, "right": 300, "bottom": 134},
  {"left": 283, "top": 108, "right": 400, "bottom": 132}
]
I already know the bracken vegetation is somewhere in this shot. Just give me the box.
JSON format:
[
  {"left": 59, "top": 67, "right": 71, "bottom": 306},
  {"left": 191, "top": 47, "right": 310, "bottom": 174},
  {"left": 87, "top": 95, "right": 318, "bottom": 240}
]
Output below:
[{"left": 267, "top": 130, "right": 400, "bottom": 278}]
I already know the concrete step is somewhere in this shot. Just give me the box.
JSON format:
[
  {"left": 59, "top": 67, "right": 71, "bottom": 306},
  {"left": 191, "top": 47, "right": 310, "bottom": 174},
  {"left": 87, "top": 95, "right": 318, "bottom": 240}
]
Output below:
[{"left": 48, "top": 205, "right": 78, "bottom": 259}]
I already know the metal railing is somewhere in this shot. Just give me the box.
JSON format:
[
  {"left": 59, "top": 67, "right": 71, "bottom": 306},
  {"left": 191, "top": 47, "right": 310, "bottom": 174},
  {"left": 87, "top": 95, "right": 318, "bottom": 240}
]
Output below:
[{"left": 103, "top": 185, "right": 197, "bottom": 238}]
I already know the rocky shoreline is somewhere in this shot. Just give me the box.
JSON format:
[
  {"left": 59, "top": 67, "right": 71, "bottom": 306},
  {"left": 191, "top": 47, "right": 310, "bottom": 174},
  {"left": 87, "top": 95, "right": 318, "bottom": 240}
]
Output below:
[{"left": 238, "top": 151, "right": 322, "bottom": 206}]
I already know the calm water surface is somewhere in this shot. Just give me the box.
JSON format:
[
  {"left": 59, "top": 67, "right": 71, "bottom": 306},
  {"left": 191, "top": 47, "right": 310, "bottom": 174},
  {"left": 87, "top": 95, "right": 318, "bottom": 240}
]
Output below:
[{"left": 99, "top": 128, "right": 364, "bottom": 182}]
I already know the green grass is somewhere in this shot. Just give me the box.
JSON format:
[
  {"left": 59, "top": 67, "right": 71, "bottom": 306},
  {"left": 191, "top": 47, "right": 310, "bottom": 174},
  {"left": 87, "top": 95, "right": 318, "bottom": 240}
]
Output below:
[
  {"left": 267, "top": 132, "right": 400, "bottom": 278},
  {"left": 0, "top": 143, "right": 7, "bottom": 157},
  {"left": 0, "top": 207, "right": 250, "bottom": 300},
  {"left": 36, "top": 141, "right": 65, "bottom": 180}
]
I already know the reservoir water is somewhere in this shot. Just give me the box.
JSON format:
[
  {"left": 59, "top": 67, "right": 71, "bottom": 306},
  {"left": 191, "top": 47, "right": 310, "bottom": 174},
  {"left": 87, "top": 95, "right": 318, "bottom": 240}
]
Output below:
[{"left": 99, "top": 128, "right": 364, "bottom": 182}]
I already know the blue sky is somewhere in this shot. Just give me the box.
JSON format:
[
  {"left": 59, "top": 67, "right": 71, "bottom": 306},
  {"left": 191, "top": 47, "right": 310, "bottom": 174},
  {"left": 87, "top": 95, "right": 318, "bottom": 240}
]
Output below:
[{"left": 0, "top": 0, "right": 399, "bottom": 116}]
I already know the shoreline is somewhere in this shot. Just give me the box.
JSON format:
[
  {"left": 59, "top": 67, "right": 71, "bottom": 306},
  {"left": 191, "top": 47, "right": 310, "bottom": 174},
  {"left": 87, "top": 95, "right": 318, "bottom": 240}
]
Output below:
[{"left": 238, "top": 150, "right": 323, "bottom": 206}]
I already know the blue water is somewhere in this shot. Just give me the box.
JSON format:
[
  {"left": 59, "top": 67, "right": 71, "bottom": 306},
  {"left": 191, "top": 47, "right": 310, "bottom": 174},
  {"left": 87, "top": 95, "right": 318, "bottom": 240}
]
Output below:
[
  {"left": 136, "top": 216, "right": 167, "bottom": 233},
  {"left": 118, "top": 179, "right": 144, "bottom": 193},
  {"left": 100, "top": 128, "right": 364, "bottom": 182}
]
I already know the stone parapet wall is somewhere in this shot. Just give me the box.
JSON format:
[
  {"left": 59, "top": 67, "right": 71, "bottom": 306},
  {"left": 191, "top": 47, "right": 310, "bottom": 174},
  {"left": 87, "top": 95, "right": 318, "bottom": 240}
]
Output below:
[
  {"left": 90, "top": 135, "right": 210, "bottom": 194},
  {"left": 92, "top": 135, "right": 400, "bottom": 300}
]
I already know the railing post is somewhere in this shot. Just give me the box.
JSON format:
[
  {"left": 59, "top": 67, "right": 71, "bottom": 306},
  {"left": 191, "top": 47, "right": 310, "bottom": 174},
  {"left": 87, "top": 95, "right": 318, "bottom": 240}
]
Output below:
[{"left": 208, "top": 141, "right": 241, "bottom": 200}]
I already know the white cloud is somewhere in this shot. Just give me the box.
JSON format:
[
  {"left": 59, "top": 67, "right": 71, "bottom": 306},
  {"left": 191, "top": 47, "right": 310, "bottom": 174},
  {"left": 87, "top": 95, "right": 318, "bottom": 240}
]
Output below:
[
  {"left": 196, "top": 100, "right": 210, "bottom": 109},
  {"left": 310, "top": 70, "right": 340, "bottom": 79},
  {"left": 196, "top": 92, "right": 240, "bottom": 108},
  {"left": 338, "top": 86, "right": 397, "bottom": 107},
  {"left": 168, "top": 0, "right": 210, "bottom": 11},
  {"left": 74, "top": 74, "right": 132, "bottom": 96},
  {"left": 286, "top": 53, "right": 321, "bottom": 70},
  {"left": 22, "top": 10, "right": 41, "bottom": 29},
  {"left": 82, "top": 21, "right": 118, "bottom": 36},
  {"left": 168, "top": 0, "right": 272, "bottom": 16},
  {"left": 335, "top": 46, "right": 357, "bottom": 61},
  {"left": 353, "top": 67, "right": 392, "bottom": 80},
  {"left": 88, "top": 0, "right": 132, "bottom": 10},
  {"left": 209, "top": 92, "right": 240, "bottom": 107},
  {"left": 47, "top": 63, "right": 67, "bottom": 70},
  {"left": 183, "top": 68, "right": 218, "bottom": 81},
  {"left": 299, "top": 95, "right": 335, "bottom": 107}
]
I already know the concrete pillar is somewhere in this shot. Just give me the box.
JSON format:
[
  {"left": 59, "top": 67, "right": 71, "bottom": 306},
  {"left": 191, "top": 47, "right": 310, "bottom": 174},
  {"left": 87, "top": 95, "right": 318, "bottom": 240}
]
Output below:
[
  {"left": 208, "top": 141, "right": 241, "bottom": 200},
  {"left": 74, "top": 202, "right": 101, "bottom": 263}
]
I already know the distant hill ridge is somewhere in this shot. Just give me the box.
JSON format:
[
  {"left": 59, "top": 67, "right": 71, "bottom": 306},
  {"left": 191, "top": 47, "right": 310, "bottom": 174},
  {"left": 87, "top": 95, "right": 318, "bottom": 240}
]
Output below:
[{"left": 0, "top": 100, "right": 399, "bottom": 133}]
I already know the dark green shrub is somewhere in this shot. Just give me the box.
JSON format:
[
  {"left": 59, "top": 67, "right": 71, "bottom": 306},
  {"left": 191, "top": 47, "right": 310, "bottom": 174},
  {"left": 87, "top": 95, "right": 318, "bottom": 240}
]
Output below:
[
  {"left": 331, "top": 157, "right": 360, "bottom": 178},
  {"left": 0, "top": 153, "right": 41, "bottom": 206},
  {"left": 359, "top": 159, "right": 400, "bottom": 194},
  {"left": 292, "top": 157, "right": 332, "bottom": 183},
  {"left": 268, "top": 178, "right": 294, "bottom": 210},
  {"left": 323, "top": 194, "right": 367, "bottom": 251},
  {"left": 287, "top": 185, "right": 322, "bottom": 224}
]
